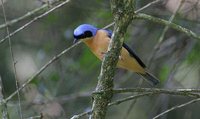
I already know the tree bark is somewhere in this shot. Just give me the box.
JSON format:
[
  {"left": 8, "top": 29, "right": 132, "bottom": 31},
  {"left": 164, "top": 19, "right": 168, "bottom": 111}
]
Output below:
[{"left": 90, "top": 0, "right": 135, "bottom": 119}]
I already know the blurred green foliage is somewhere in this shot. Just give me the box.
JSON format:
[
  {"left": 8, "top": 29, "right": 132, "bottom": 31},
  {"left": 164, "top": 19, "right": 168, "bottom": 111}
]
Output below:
[
  {"left": 0, "top": 0, "right": 200, "bottom": 119},
  {"left": 186, "top": 42, "right": 200, "bottom": 64}
]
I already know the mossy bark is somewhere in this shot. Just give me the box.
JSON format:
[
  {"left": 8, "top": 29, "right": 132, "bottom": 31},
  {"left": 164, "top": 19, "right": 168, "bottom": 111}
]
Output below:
[{"left": 90, "top": 0, "right": 135, "bottom": 119}]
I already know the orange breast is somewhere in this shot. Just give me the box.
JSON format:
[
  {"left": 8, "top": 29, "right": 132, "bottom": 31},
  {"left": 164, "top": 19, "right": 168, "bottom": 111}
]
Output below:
[
  {"left": 84, "top": 30, "right": 109, "bottom": 60},
  {"left": 83, "top": 30, "right": 145, "bottom": 74}
]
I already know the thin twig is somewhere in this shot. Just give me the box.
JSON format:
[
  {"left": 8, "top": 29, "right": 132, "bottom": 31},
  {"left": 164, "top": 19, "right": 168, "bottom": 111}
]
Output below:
[
  {"left": 122, "top": 78, "right": 144, "bottom": 119},
  {"left": 102, "top": 14, "right": 200, "bottom": 43},
  {"left": 103, "top": 0, "right": 188, "bottom": 118},
  {"left": 56, "top": 87, "right": 200, "bottom": 103},
  {"left": 102, "top": 0, "right": 163, "bottom": 30},
  {"left": 98, "top": 14, "right": 200, "bottom": 46},
  {"left": 135, "top": 0, "right": 164, "bottom": 13},
  {"left": 0, "top": 0, "right": 23, "bottom": 118},
  {"left": 153, "top": 98, "right": 200, "bottom": 119},
  {"left": 70, "top": 111, "right": 92, "bottom": 119},
  {"left": 134, "top": 13, "right": 200, "bottom": 40},
  {"left": 102, "top": 22, "right": 114, "bottom": 29},
  {"left": 121, "top": 1, "right": 165, "bottom": 118},
  {"left": 108, "top": 92, "right": 154, "bottom": 106},
  {"left": 158, "top": 44, "right": 185, "bottom": 118},
  {"left": 70, "top": 93, "right": 153, "bottom": 119},
  {"left": 94, "top": 88, "right": 200, "bottom": 98},
  {"left": 57, "top": 92, "right": 91, "bottom": 104},
  {"left": 158, "top": 0, "right": 184, "bottom": 42},
  {"left": 25, "top": 113, "right": 43, "bottom": 119},
  {"left": 0, "top": 4, "right": 46, "bottom": 29},
  {"left": 0, "top": 0, "right": 66, "bottom": 30},
  {"left": 0, "top": 76, "right": 9, "bottom": 119},
  {"left": 70, "top": 85, "right": 200, "bottom": 119},
  {"left": 148, "top": 0, "right": 185, "bottom": 67},
  {"left": 72, "top": 87, "right": 200, "bottom": 119},
  {"left": 4, "top": 41, "right": 82, "bottom": 102},
  {"left": 0, "top": 0, "right": 161, "bottom": 45},
  {"left": 0, "top": 0, "right": 71, "bottom": 45}
]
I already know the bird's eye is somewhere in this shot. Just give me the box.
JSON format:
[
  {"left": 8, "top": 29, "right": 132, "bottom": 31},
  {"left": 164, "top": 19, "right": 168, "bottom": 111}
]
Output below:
[
  {"left": 84, "top": 31, "right": 93, "bottom": 38},
  {"left": 74, "top": 31, "right": 93, "bottom": 40}
]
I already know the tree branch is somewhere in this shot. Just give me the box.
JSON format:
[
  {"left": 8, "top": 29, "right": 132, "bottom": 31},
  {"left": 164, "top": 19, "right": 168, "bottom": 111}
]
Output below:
[
  {"left": 0, "top": 0, "right": 68, "bottom": 30},
  {"left": 71, "top": 111, "right": 92, "bottom": 119},
  {"left": 0, "top": 0, "right": 23, "bottom": 118},
  {"left": 134, "top": 13, "right": 200, "bottom": 41},
  {"left": 90, "top": 0, "right": 135, "bottom": 119},
  {"left": 94, "top": 88, "right": 200, "bottom": 98},
  {"left": 70, "top": 87, "right": 200, "bottom": 119},
  {"left": 108, "top": 92, "right": 154, "bottom": 106},
  {"left": 153, "top": 98, "right": 200, "bottom": 119},
  {"left": 70, "top": 93, "right": 153, "bottom": 119},
  {"left": 114, "top": 88, "right": 200, "bottom": 94},
  {"left": 148, "top": 0, "right": 185, "bottom": 67},
  {"left": 102, "top": 0, "right": 163, "bottom": 30},
  {"left": 0, "top": 0, "right": 71, "bottom": 45},
  {"left": 4, "top": 41, "right": 82, "bottom": 103},
  {"left": 135, "top": 0, "right": 164, "bottom": 13}
]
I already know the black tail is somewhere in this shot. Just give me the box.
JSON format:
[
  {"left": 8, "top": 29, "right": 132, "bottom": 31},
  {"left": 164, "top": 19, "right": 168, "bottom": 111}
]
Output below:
[{"left": 140, "top": 71, "right": 160, "bottom": 86}]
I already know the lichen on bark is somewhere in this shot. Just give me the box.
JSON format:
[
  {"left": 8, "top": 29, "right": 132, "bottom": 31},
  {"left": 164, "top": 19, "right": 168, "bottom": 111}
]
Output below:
[{"left": 90, "top": 0, "right": 136, "bottom": 119}]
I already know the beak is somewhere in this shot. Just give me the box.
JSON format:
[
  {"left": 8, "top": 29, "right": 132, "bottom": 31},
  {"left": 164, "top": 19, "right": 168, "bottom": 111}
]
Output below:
[{"left": 73, "top": 39, "right": 78, "bottom": 44}]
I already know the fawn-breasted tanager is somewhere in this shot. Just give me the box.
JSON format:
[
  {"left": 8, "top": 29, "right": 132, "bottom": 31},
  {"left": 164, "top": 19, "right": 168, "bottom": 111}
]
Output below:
[{"left": 73, "top": 24, "right": 159, "bottom": 85}]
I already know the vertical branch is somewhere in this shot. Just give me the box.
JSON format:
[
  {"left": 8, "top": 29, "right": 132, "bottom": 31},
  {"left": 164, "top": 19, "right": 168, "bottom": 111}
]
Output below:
[
  {"left": 0, "top": 1, "right": 23, "bottom": 119},
  {"left": 90, "top": 0, "right": 135, "bottom": 119},
  {"left": 0, "top": 76, "right": 9, "bottom": 119},
  {"left": 146, "top": 1, "right": 185, "bottom": 118},
  {"left": 157, "top": 0, "right": 185, "bottom": 43},
  {"left": 148, "top": 0, "right": 185, "bottom": 67}
]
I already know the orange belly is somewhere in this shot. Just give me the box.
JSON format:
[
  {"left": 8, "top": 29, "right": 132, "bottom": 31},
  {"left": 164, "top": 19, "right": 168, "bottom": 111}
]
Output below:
[
  {"left": 88, "top": 46, "right": 145, "bottom": 74},
  {"left": 83, "top": 30, "right": 145, "bottom": 74},
  {"left": 117, "top": 47, "right": 145, "bottom": 74}
]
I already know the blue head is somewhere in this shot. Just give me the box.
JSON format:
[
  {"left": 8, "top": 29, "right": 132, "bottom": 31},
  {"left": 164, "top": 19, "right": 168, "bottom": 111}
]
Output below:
[{"left": 73, "top": 24, "right": 98, "bottom": 43}]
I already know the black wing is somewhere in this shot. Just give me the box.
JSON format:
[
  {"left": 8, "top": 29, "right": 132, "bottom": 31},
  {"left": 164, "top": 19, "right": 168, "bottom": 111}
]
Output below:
[
  {"left": 123, "top": 43, "right": 146, "bottom": 68},
  {"left": 104, "top": 29, "right": 145, "bottom": 68}
]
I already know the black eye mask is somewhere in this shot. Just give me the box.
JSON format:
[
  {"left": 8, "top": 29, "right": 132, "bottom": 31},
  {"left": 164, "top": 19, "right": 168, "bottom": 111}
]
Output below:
[{"left": 74, "top": 31, "right": 93, "bottom": 39}]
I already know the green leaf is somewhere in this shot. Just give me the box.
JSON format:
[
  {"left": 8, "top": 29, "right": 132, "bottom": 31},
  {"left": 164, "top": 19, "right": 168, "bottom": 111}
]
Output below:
[{"left": 159, "top": 65, "right": 170, "bottom": 81}]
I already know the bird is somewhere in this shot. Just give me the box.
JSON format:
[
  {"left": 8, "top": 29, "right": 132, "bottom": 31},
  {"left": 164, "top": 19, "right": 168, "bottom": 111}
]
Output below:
[{"left": 73, "top": 24, "right": 159, "bottom": 85}]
